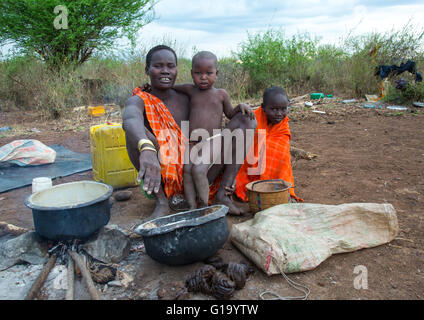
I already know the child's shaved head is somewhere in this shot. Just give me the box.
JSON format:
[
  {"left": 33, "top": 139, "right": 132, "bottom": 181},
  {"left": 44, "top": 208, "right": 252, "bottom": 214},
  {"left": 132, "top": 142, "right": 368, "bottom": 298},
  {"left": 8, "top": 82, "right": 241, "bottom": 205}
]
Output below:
[
  {"left": 192, "top": 51, "right": 218, "bottom": 68},
  {"left": 263, "top": 86, "right": 289, "bottom": 105}
]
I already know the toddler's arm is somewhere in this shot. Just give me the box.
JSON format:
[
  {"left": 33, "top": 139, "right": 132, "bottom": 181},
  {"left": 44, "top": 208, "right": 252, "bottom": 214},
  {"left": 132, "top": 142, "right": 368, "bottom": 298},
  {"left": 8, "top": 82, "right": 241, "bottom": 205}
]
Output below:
[
  {"left": 222, "top": 89, "right": 237, "bottom": 119},
  {"left": 222, "top": 89, "right": 254, "bottom": 119},
  {"left": 173, "top": 83, "right": 195, "bottom": 98}
]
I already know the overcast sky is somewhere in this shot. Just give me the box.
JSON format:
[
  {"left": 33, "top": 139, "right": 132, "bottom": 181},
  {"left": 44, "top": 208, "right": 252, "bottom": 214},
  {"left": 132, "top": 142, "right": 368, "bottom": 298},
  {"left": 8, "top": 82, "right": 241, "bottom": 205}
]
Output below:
[
  {"left": 1, "top": 0, "right": 423, "bottom": 59},
  {"left": 132, "top": 0, "right": 424, "bottom": 58}
]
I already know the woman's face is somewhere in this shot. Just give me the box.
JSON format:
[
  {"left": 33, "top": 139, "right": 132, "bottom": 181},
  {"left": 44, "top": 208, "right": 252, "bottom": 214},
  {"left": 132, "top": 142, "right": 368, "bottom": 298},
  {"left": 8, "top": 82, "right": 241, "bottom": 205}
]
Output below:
[{"left": 146, "top": 49, "right": 178, "bottom": 90}]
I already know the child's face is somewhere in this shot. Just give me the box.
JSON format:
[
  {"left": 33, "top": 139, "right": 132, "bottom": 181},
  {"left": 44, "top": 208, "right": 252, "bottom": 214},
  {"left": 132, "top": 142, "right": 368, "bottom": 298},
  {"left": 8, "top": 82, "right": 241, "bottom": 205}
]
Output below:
[
  {"left": 191, "top": 58, "right": 218, "bottom": 90},
  {"left": 262, "top": 93, "right": 289, "bottom": 124}
]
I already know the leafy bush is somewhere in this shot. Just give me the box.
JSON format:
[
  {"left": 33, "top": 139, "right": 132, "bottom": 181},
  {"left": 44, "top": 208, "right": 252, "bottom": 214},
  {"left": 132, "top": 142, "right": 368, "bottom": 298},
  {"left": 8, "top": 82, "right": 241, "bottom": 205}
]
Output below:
[
  {"left": 215, "top": 58, "right": 250, "bottom": 101},
  {"left": 383, "top": 82, "right": 424, "bottom": 104},
  {"left": 236, "top": 29, "right": 319, "bottom": 94},
  {"left": 1, "top": 24, "right": 423, "bottom": 117}
]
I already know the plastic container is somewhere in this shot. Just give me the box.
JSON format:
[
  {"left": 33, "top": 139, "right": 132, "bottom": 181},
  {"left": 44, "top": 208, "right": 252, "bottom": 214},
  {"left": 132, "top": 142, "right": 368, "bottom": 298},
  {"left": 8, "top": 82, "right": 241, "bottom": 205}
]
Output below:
[
  {"left": 88, "top": 106, "right": 105, "bottom": 117},
  {"left": 387, "top": 106, "right": 408, "bottom": 111},
  {"left": 363, "top": 104, "right": 376, "bottom": 109},
  {"left": 310, "top": 93, "right": 325, "bottom": 100},
  {"left": 90, "top": 123, "right": 138, "bottom": 189},
  {"left": 32, "top": 177, "right": 53, "bottom": 194},
  {"left": 0, "top": 126, "right": 12, "bottom": 132}
]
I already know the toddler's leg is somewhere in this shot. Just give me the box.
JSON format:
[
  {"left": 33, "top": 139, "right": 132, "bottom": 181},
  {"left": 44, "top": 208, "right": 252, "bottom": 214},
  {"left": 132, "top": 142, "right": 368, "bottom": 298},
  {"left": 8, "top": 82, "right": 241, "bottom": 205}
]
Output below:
[
  {"left": 183, "top": 163, "right": 197, "bottom": 210},
  {"left": 191, "top": 137, "right": 222, "bottom": 207},
  {"left": 192, "top": 163, "right": 210, "bottom": 207}
]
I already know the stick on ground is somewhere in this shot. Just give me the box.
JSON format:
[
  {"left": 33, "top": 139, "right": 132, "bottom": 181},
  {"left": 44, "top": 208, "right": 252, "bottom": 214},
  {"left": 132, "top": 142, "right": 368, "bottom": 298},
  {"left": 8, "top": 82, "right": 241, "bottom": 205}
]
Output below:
[
  {"left": 25, "top": 254, "right": 57, "bottom": 300},
  {"left": 66, "top": 254, "right": 75, "bottom": 300},
  {"left": 69, "top": 251, "right": 101, "bottom": 300}
]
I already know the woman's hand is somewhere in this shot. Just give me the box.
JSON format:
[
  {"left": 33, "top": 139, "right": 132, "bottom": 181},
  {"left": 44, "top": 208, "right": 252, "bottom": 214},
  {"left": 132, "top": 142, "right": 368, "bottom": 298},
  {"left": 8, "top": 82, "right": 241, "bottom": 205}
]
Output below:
[{"left": 137, "top": 149, "right": 162, "bottom": 194}]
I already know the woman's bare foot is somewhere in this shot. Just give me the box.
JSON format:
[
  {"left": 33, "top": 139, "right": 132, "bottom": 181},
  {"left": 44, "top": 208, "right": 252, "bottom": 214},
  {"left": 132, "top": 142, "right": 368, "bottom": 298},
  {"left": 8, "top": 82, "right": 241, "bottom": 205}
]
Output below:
[
  {"left": 133, "top": 201, "right": 170, "bottom": 234},
  {"left": 238, "top": 205, "right": 250, "bottom": 215},
  {"left": 149, "top": 201, "right": 170, "bottom": 220}
]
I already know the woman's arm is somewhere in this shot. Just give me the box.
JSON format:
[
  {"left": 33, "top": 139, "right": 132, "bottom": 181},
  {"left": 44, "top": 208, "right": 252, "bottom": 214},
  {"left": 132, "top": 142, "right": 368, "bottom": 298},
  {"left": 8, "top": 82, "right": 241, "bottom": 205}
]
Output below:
[{"left": 122, "top": 95, "right": 162, "bottom": 194}]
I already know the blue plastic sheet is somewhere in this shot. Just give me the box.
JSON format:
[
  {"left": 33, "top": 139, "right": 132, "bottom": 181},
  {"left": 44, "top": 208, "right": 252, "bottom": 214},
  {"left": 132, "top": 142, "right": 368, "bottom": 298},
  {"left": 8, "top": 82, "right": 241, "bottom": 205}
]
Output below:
[{"left": 0, "top": 145, "right": 92, "bottom": 193}]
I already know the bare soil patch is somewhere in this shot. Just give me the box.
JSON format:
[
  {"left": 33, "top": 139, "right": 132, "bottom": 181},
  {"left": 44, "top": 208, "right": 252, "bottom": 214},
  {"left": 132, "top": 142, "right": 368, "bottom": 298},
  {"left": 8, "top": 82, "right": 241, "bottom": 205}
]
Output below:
[{"left": 1, "top": 100, "right": 423, "bottom": 300}]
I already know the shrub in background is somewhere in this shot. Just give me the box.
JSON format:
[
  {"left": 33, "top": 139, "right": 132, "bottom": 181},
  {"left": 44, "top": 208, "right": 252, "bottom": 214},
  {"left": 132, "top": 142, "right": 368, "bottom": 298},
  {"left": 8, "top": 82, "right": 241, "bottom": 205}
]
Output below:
[{"left": 236, "top": 29, "right": 319, "bottom": 94}]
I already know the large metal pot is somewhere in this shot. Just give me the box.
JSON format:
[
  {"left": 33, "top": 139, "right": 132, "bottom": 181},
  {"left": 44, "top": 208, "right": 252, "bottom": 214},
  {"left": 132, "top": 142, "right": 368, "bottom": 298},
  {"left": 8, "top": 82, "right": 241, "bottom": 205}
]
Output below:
[
  {"left": 134, "top": 205, "right": 230, "bottom": 266},
  {"left": 24, "top": 181, "right": 113, "bottom": 240}
]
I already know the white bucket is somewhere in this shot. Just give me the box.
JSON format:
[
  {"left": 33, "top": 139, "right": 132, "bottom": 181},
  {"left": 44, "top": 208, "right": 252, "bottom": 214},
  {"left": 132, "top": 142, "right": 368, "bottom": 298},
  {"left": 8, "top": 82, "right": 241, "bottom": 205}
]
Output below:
[{"left": 32, "top": 177, "right": 53, "bottom": 194}]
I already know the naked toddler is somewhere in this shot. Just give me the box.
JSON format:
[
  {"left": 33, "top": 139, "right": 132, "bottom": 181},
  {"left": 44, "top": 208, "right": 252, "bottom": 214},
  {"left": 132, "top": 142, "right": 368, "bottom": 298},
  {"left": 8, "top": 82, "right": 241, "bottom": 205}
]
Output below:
[{"left": 174, "top": 51, "right": 254, "bottom": 212}]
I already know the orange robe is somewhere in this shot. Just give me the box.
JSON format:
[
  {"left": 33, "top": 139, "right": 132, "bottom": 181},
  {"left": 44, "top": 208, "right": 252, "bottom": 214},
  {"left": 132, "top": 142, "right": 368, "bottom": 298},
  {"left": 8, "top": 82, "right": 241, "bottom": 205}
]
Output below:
[
  {"left": 132, "top": 88, "right": 187, "bottom": 198},
  {"left": 235, "top": 106, "right": 302, "bottom": 202}
]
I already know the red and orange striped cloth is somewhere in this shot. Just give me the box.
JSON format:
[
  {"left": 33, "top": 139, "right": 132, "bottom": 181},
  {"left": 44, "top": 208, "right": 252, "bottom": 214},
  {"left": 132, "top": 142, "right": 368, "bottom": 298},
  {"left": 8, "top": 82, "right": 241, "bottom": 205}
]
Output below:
[
  {"left": 235, "top": 106, "right": 303, "bottom": 202},
  {"left": 132, "top": 87, "right": 187, "bottom": 198}
]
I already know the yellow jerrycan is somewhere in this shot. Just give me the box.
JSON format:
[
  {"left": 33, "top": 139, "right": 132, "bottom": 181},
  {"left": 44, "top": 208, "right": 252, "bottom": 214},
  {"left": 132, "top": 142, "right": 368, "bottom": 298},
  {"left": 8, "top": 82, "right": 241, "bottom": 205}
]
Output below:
[{"left": 90, "top": 122, "right": 138, "bottom": 189}]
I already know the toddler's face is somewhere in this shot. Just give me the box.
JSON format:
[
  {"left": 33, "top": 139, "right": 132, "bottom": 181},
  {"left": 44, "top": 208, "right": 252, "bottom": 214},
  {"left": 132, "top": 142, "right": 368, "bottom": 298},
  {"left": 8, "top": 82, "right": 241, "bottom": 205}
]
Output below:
[
  {"left": 263, "top": 94, "right": 289, "bottom": 124},
  {"left": 191, "top": 58, "right": 218, "bottom": 90}
]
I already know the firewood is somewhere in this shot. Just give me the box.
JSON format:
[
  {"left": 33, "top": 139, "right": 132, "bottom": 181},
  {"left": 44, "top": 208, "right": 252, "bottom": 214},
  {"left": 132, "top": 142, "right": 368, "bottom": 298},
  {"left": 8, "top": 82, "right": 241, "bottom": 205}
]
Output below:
[{"left": 25, "top": 254, "right": 57, "bottom": 300}]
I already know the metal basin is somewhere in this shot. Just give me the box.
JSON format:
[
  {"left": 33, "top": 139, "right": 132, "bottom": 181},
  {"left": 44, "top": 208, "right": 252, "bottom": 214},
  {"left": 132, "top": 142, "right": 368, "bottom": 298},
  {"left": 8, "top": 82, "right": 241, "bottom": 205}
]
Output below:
[
  {"left": 134, "top": 205, "right": 229, "bottom": 266},
  {"left": 24, "top": 180, "right": 113, "bottom": 240}
]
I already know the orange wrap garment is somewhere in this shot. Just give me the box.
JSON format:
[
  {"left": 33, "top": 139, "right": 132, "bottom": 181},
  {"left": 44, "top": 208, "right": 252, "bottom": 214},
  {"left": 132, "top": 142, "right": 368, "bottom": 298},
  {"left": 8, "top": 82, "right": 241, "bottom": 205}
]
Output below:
[
  {"left": 235, "top": 106, "right": 303, "bottom": 202},
  {"left": 132, "top": 87, "right": 187, "bottom": 198}
]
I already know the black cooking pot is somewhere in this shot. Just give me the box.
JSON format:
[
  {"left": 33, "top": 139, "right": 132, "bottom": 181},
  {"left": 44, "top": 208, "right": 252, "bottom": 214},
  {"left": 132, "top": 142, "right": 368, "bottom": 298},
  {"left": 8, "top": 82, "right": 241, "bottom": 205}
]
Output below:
[
  {"left": 24, "top": 181, "right": 113, "bottom": 240},
  {"left": 135, "top": 205, "right": 229, "bottom": 266}
]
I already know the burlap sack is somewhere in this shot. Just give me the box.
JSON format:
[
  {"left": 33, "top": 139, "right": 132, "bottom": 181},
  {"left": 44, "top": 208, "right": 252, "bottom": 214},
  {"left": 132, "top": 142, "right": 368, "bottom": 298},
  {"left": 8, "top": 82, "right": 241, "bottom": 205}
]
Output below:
[{"left": 231, "top": 203, "right": 398, "bottom": 275}]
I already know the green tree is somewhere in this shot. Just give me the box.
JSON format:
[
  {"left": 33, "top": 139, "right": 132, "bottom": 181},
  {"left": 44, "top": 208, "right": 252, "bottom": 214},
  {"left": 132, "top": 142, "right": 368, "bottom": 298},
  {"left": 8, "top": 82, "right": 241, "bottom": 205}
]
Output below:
[{"left": 0, "top": 0, "right": 156, "bottom": 69}]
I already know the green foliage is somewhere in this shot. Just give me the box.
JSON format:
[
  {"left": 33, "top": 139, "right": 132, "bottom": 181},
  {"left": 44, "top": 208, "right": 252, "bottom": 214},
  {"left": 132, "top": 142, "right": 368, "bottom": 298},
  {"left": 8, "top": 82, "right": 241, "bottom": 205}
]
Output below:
[
  {"left": 0, "top": 54, "right": 87, "bottom": 117},
  {"left": 382, "top": 82, "right": 424, "bottom": 104},
  {"left": 0, "top": 0, "right": 156, "bottom": 69},
  {"left": 235, "top": 23, "right": 424, "bottom": 98},
  {"left": 343, "top": 20, "right": 424, "bottom": 65},
  {"left": 307, "top": 44, "right": 347, "bottom": 94},
  {"left": 236, "top": 29, "right": 319, "bottom": 93},
  {"left": 215, "top": 57, "right": 250, "bottom": 101},
  {"left": 2, "top": 26, "right": 424, "bottom": 118},
  {"left": 338, "top": 22, "right": 424, "bottom": 97}
]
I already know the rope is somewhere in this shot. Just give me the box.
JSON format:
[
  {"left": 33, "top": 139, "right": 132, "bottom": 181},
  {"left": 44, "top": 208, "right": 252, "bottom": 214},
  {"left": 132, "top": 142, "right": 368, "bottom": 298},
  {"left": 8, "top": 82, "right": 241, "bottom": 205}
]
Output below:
[{"left": 259, "top": 256, "right": 310, "bottom": 300}]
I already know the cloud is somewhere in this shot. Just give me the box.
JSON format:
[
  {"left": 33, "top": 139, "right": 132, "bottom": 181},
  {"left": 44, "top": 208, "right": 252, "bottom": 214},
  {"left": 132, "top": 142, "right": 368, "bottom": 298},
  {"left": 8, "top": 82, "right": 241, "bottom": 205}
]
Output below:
[
  {"left": 2, "top": 0, "right": 422, "bottom": 60},
  {"left": 114, "top": 0, "right": 424, "bottom": 57}
]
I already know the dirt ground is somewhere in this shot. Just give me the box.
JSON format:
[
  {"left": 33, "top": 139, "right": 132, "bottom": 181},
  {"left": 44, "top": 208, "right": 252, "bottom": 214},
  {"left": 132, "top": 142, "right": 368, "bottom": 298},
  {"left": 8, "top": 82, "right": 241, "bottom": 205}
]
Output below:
[{"left": 1, "top": 99, "right": 423, "bottom": 300}]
